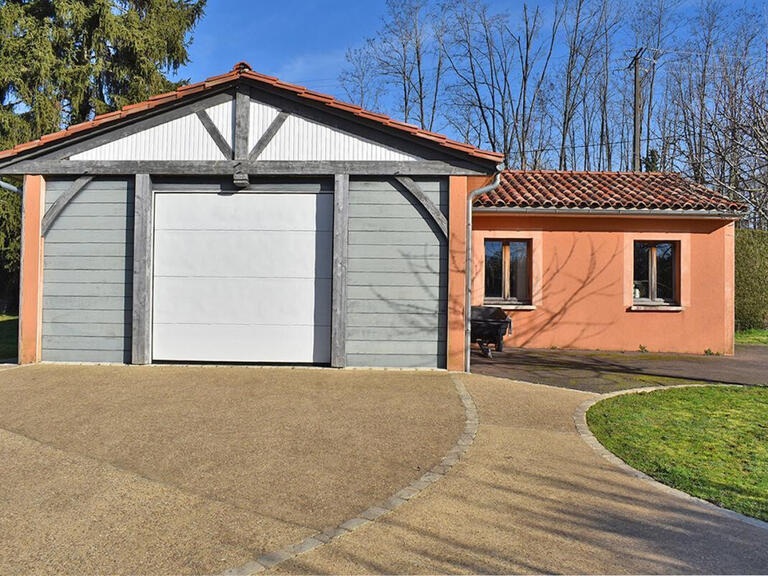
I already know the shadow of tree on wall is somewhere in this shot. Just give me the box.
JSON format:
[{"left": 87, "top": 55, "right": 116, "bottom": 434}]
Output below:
[
  {"left": 348, "top": 178, "right": 448, "bottom": 366},
  {"left": 465, "top": 231, "right": 624, "bottom": 350},
  {"left": 516, "top": 234, "right": 623, "bottom": 349}
]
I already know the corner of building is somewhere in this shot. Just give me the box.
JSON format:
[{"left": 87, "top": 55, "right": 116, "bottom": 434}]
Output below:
[{"left": 19, "top": 174, "right": 44, "bottom": 364}]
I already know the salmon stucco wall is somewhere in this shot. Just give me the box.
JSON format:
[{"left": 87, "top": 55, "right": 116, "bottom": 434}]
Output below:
[
  {"left": 19, "top": 174, "right": 45, "bottom": 364},
  {"left": 471, "top": 214, "right": 735, "bottom": 355},
  {"left": 447, "top": 175, "right": 496, "bottom": 371},
  {"left": 447, "top": 176, "right": 468, "bottom": 371}
]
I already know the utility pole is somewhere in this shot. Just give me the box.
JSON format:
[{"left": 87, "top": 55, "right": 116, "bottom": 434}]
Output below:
[{"left": 628, "top": 48, "right": 644, "bottom": 171}]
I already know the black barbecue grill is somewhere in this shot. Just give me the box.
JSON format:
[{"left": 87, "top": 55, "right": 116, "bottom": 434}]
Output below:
[{"left": 471, "top": 306, "right": 512, "bottom": 358}]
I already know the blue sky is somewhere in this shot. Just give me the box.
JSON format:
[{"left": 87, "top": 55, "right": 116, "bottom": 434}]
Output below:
[
  {"left": 172, "top": 0, "right": 390, "bottom": 95},
  {"left": 172, "top": 0, "right": 767, "bottom": 136}
]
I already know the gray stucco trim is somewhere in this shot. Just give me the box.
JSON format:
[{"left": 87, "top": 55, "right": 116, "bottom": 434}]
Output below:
[
  {"left": 41, "top": 175, "right": 93, "bottom": 236},
  {"left": 131, "top": 174, "right": 153, "bottom": 365},
  {"left": 394, "top": 176, "right": 448, "bottom": 238},
  {"left": 331, "top": 174, "right": 349, "bottom": 368},
  {"left": 151, "top": 177, "right": 333, "bottom": 193},
  {"left": 0, "top": 159, "right": 488, "bottom": 177}
]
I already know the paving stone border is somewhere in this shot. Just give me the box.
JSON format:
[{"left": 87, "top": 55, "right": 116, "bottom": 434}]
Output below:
[
  {"left": 574, "top": 384, "right": 768, "bottom": 533},
  {"left": 221, "top": 372, "right": 479, "bottom": 576}
]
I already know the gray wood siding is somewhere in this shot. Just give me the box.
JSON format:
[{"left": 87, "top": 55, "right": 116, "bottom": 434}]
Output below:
[
  {"left": 42, "top": 178, "right": 134, "bottom": 362},
  {"left": 345, "top": 177, "right": 447, "bottom": 368}
]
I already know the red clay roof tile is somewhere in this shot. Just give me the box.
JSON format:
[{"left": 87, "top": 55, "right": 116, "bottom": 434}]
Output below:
[
  {"left": 13, "top": 141, "right": 40, "bottom": 152},
  {"left": 300, "top": 89, "right": 335, "bottom": 102},
  {"left": 176, "top": 81, "right": 206, "bottom": 92},
  {"left": 148, "top": 91, "right": 179, "bottom": 101},
  {"left": 242, "top": 70, "right": 279, "bottom": 83},
  {"left": 0, "top": 62, "right": 503, "bottom": 164},
  {"left": 39, "top": 129, "right": 69, "bottom": 142},
  {"left": 204, "top": 70, "right": 238, "bottom": 83},
  {"left": 474, "top": 170, "right": 746, "bottom": 214},
  {"left": 388, "top": 120, "right": 419, "bottom": 131},
  {"left": 92, "top": 111, "right": 122, "bottom": 122},
  {"left": 122, "top": 101, "right": 152, "bottom": 112}
]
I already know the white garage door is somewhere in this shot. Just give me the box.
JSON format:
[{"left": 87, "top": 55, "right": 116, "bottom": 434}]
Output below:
[{"left": 152, "top": 190, "right": 333, "bottom": 363}]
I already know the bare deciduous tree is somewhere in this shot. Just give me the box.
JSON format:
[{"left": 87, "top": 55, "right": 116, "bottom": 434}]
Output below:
[
  {"left": 557, "top": 0, "right": 618, "bottom": 169},
  {"left": 337, "top": 0, "right": 768, "bottom": 227},
  {"left": 339, "top": 46, "right": 383, "bottom": 110}
]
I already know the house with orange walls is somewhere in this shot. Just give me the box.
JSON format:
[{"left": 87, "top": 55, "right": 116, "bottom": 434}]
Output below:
[
  {"left": 0, "top": 64, "right": 745, "bottom": 371},
  {"left": 466, "top": 171, "right": 743, "bottom": 361}
]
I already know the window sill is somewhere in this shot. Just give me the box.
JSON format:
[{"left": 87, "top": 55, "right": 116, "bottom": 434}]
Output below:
[
  {"left": 629, "top": 304, "right": 683, "bottom": 312},
  {"left": 484, "top": 301, "right": 536, "bottom": 311}
]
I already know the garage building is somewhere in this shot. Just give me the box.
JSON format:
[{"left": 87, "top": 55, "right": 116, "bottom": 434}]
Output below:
[{"left": 0, "top": 63, "right": 501, "bottom": 369}]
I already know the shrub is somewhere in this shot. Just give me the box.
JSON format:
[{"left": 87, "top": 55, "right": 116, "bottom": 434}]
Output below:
[{"left": 735, "top": 229, "right": 768, "bottom": 330}]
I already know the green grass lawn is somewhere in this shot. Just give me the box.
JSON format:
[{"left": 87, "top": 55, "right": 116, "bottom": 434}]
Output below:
[
  {"left": 735, "top": 329, "right": 768, "bottom": 346},
  {"left": 588, "top": 386, "right": 768, "bottom": 522},
  {"left": 0, "top": 315, "right": 18, "bottom": 360}
]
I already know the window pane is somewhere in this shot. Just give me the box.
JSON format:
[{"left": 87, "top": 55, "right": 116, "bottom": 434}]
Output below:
[
  {"left": 484, "top": 240, "right": 503, "bottom": 298},
  {"left": 656, "top": 242, "right": 675, "bottom": 301},
  {"left": 509, "top": 241, "right": 530, "bottom": 302},
  {"left": 633, "top": 242, "right": 651, "bottom": 299}
]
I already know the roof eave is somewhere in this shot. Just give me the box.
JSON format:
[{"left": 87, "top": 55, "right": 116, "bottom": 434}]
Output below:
[{"left": 472, "top": 206, "right": 746, "bottom": 219}]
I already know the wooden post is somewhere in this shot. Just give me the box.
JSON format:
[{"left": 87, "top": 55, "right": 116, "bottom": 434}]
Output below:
[
  {"left": 630, "top": 48, "right": 644, "bottom": 172},
  {"left": 331, "top": 174, "right": 349, "bottom": 368},
  {"left": 234, "top": 85, "right": 250, "bottom": 161},
  {"left": 19, "top": 175, "right": 45, "bottom": 364},
  {"left": 131, "top": 174, "right": 153, "bottom": 364}
]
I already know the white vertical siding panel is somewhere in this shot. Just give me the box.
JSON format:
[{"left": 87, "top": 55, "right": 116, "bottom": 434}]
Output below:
[
  {"left": 71, "top": 112, "right": 228, "bottom": 160},
  {"left": 207, "top": 99, "right": 234, "bottom": 147},
  {"left": 257, "top": 111, "right": 418, "bottom": 162},
  {"left": 69, "top": 95, "right": 421, "bottom": 162},
  {"left": 249, "top": 99, "right": 280, "bottom": 151}
]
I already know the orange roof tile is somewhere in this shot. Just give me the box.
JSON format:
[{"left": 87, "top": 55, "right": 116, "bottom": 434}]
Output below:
[
  {"left": 474, "top": 170, "right": 747, "bottom": 214},
  {"left": 0, "top": 62, "right": 503, "bottom": 164}
]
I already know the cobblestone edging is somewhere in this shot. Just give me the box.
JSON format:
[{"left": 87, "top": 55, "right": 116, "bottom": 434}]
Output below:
[
  {"left": 221, "top": 373, "right": 479, "bottom": 576},
  {"left": 574, "top": 384, "right": 768, "bottom": 533}
]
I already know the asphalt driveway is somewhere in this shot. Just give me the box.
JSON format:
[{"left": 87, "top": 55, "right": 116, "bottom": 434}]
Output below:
[
  {"left": 0, "top": 365, "right": 463, "bottom": 575},
  {"left": 471, "top": 344, "right": 768, "bottom": 392}
]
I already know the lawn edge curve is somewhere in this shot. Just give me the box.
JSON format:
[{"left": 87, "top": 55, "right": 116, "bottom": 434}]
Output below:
[
  {"left": 220, "top": 372, "right": 479, "bottom": 576},
  {"left": 573, "top": 384, "right": 768, "bottom": 533}
]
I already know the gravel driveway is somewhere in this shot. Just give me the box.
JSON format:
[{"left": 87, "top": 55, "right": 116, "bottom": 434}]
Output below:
[
  {"left": 273, "top": 374, "right": 768, "bottom": 574},
  {"left": 0, "top": 365, "right": 463, "bottom": 575}
]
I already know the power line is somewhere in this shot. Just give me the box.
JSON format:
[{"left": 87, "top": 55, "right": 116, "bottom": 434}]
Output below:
[
  {"left": 528, "top": 134, "right": 667, "bottom": 154},
  {"left": 649, "top": 47, "right": 767, "bottom": 63}
]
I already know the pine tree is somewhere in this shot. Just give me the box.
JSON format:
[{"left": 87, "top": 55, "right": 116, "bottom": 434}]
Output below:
[
  {"left": 1, "top": 0, "right": 206, "bottom": 149},
  {"left": 0, "top": 0, "right": 206, "bottom": 313},
  {"left": 643, "top": 149, "right": 660, "bottom": 173}
]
